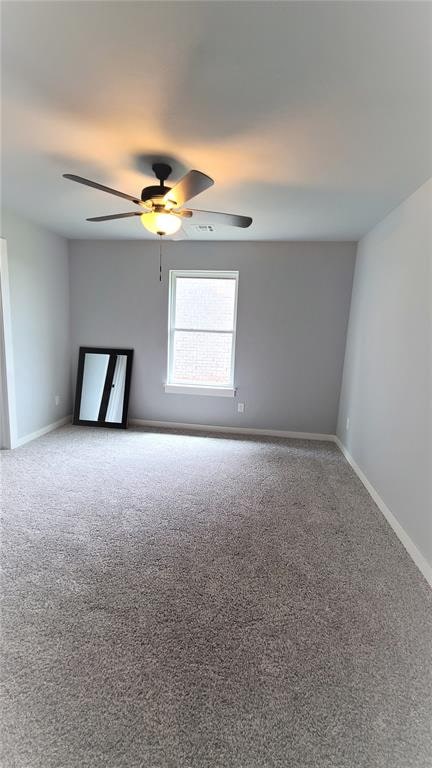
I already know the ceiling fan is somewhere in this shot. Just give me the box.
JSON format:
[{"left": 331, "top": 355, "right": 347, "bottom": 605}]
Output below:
[{"left": 63, "top": 163, "right": 252, "bottom": 236}]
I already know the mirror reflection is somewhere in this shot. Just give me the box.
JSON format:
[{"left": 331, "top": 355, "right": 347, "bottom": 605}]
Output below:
[{"left": 73, "top": 348, "right": 133, "bottom": 429}]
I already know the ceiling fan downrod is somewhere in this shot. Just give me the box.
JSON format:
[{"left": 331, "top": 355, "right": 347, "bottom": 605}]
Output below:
[{"left": 152, "top": 162, "right": 172, "bottom": 189}]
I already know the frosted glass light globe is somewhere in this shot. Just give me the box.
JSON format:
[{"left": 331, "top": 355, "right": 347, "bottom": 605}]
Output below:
[{"left": 141, "top": 212, "right": 181, "bottom": 236}]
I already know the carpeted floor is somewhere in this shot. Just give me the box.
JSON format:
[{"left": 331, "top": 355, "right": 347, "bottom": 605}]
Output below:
[{"left": 1, "top": 425, "right": 431, "bottom": 768}]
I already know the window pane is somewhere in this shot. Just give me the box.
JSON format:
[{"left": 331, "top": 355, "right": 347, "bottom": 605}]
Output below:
[
  {"left": 172, "top": 331, "right": 233, "bottom": 386},
  {"left": 174, "top": 277, "right": 236, "bottom": 330}
]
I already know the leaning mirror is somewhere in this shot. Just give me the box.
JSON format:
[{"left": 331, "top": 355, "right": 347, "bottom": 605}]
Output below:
[{"left": 73, "top": 347, "right": 134, "bottom": 429}]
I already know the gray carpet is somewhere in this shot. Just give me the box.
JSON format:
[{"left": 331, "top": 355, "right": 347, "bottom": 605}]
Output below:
[{"left": 1, "top": 425, "right": 431, "bottom": 768}]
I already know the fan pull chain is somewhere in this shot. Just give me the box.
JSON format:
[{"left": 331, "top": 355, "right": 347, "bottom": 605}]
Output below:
[{"left": 159, "top": 235, "right": 162, "bottom": 282}]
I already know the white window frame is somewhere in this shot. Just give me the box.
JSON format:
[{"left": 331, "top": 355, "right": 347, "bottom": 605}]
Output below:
[{"left": 165, "top": 269, "right": 239, "bottom": 397}]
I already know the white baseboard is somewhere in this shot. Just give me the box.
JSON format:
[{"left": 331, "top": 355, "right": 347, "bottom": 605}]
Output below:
[
  {"left": 14, "top": 415, "right": 72, "bottom": 448},
  {"left": 334, "top": 436, "right": 432, "bottom": 587},
  {"left": 129, "top": 418, "right": 333, "bottom": 442}
]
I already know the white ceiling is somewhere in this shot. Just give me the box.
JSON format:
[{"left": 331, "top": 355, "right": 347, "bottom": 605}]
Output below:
[{"left": 1, "top": 1, "right": 431, "bottom": 241}]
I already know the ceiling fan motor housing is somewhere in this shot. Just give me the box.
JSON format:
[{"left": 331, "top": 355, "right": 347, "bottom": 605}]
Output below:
[{"left": 140, "top": 185, "right": 171, "bottom": 204}]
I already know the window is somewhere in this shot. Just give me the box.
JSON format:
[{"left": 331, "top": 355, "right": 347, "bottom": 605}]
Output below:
[{"left": 166, "top": 270, "right": 239, "bottom": 396}]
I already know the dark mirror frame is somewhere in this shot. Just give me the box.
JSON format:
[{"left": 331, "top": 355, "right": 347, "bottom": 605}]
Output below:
[{"left": 73, "top": 347, "right": 134, "bottom": 429}]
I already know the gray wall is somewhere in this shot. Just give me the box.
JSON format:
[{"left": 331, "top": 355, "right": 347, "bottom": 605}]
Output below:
[
  {"left": 1, "top": 210, "right": 72, "bottom": 439},
  {"left": 337, "top": 178, "right": 432, "bottom": 566},
  {"left": 69, "top": 240, "right": 356, "bottom": 434}
]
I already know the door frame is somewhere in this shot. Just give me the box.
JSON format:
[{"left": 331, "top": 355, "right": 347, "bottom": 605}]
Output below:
[{"left": 0, "top": 238, "right": 17, "bottom": 448}]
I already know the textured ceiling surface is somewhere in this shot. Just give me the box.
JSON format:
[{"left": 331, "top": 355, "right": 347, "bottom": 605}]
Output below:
[{"left": 1, "top": 1, "right": 431, "bottom": 240}]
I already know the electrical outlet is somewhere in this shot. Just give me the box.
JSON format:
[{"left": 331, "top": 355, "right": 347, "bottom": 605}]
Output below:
[
  {"left": 346, "top": 417, "right": 350, "bottom": 431},
  {"left": 55, "top": 395, "right": 61, "bottom": 406},
  {"left": 237, "top": 402, "right": 245, "bottom": 413}
]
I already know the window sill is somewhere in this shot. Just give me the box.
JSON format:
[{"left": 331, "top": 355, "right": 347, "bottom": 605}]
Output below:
[{"left": 164, "top": 384, "right": 236, "bottom": 398}]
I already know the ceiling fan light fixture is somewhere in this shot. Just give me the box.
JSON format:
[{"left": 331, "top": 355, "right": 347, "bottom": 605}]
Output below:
[{"left": 140, "top": 211, "right": 182, "bottom": 236}]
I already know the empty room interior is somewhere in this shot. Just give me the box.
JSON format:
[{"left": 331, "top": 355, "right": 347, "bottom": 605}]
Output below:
[{"left": 1, "top": 1, "right": 431, "bottom": 767}]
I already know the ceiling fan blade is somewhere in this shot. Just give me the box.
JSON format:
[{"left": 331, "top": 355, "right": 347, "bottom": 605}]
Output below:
[
  {"left": 86, "top": 212, "right": 142, "bottom": 222},
  {"left": 188, "top": 209, "right": 252, "bottom": 228},
  {"left": 172, "top": 209, "right": 193, "bottom": 218},
  {"left": 63, "top": 174, "right": 141, "bottom": 205},
  {"left": 164, "top": 170, "right": 214, "bottom": 207}
]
